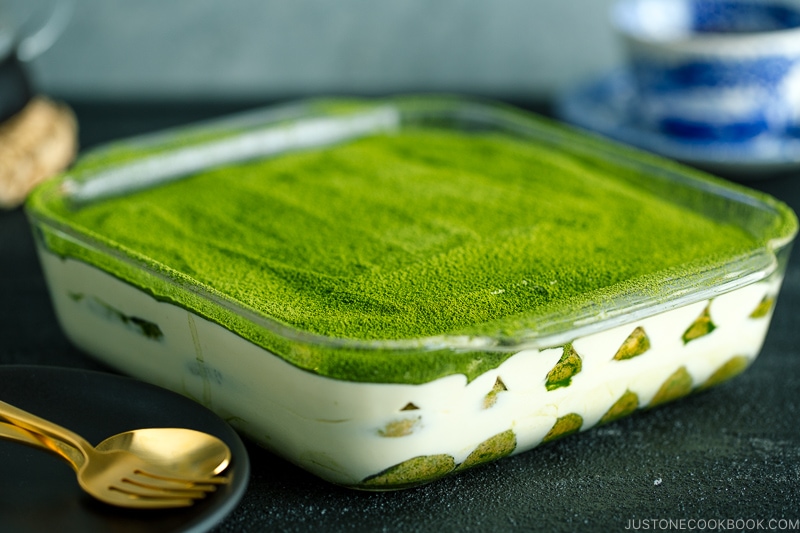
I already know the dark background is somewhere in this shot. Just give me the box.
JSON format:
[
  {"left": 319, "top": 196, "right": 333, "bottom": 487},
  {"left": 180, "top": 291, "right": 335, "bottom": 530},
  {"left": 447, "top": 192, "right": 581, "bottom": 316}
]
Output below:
[
  {"left": 4, "top": 1, "right": 800, "bottom": 529},
  {"left": 2, "top": 99, "right": 799, "bottom": 532}
]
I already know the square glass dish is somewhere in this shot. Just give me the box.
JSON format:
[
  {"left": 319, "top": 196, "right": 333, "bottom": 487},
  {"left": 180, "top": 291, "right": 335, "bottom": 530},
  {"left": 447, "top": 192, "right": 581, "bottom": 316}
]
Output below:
[{"left": 26, "top": 97, "right": 797, "bottom": 490}]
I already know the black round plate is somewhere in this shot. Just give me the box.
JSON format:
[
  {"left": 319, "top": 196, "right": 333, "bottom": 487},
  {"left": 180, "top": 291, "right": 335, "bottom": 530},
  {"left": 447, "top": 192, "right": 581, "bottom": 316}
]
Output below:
[{"left": 0, "top": 365, "right": 249, "bottom": 533}]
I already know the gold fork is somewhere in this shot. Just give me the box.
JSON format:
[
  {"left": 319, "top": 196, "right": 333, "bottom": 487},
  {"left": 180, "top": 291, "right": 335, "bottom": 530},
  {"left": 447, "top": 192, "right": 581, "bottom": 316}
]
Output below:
[{"left": 0, "top": 400, "right": 222, "bottom": 508}]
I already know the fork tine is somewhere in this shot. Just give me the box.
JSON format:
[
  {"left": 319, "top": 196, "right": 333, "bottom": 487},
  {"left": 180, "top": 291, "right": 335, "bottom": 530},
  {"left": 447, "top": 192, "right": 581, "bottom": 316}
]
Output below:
[
  {"left": 112, "top": 480, "right": 209, "bottom": 500},
  {"left": 106, "top": 487, "right": 195, "bottom": 508},
  {"left": 135, "top": 468, "right": 233, "bottom": 485},
  {"left": 127, "top": 472, "right": 218, "bottom": 493}
]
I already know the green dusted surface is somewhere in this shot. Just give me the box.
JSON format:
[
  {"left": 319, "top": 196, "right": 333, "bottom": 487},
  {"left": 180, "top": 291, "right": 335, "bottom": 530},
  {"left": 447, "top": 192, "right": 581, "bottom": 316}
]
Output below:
[
  {"left": 648, "top": 367, "right": 694, "bottom": 408},
  {"left": 543, "top": 414, "right": 583, "bottom": 443},
  {"left": 699, "top": 356, "right": 751, "bottom": 391},
  {"left": 26, "top": 99, "right": 797, "bottom": 384},
  {"left": 361, "top": 455, "right": 456, "bottom": 489},
  {"left": 599, "top": 390, "right": 640, "bottom": 425},
  {"left": 38, "top": 130, "right": 758, "bottom": 339},
  {"left": 613, "top": 327, "right": 650, "bottom": 360},
  {"left": 545, "top": 343, "right": 583, "bottom": 391},
  {"left": 457, "top": 430, "right": 517, "bottom": 470}
]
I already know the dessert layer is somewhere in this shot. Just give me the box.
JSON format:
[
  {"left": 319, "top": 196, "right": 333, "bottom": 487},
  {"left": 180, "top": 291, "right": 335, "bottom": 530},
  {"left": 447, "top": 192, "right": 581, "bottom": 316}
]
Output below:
[{"left": 43, "top": 128, "right": 758, "bottom": 341}]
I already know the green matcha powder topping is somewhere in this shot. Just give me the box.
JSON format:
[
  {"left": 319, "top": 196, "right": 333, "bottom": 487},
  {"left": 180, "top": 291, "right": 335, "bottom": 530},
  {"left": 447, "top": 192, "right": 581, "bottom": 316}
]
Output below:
[{"left": 56, "top": 128, "right": 758, "bottom": 342}]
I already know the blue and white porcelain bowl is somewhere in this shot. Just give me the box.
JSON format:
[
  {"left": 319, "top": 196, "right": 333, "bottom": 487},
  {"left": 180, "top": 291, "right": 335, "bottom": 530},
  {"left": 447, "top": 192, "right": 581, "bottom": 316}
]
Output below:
[{"left": 612, "top": 0, "right": 800, "bottom": 141}]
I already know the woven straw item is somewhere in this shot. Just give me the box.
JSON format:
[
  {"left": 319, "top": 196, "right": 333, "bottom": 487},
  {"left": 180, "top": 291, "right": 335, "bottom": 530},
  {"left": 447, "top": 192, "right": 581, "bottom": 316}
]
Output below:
[{"left": 0, "top": 97, "right": 77, "bottom": 209}]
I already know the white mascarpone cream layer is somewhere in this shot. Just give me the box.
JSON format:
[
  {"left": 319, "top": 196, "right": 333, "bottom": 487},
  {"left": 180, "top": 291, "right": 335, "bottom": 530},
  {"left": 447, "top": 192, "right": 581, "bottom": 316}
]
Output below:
[{"left": 38, "top": 250, "right": 782, "bottom": 488}]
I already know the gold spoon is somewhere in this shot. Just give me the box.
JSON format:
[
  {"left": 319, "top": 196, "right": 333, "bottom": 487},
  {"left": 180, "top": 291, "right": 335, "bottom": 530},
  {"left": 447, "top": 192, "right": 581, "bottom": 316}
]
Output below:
[
  {"left": 0, "top": 422, "right": 231, "bottom": 479},
  {"left": 0, "top": 400, "right": 232, "bottom": 508}
]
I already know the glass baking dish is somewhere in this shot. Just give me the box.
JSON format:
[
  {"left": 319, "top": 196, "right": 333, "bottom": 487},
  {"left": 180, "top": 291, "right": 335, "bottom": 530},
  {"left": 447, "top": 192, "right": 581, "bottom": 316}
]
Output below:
[{"left": 25, "top": 97, "right": 797, "bottom": 489}]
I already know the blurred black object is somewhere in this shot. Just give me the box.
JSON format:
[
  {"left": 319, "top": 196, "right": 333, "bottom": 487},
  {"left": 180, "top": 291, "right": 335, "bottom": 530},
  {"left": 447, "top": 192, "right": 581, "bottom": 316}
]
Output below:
[{"left": 0, "top": 53, "right": 32, "bottom": 123}]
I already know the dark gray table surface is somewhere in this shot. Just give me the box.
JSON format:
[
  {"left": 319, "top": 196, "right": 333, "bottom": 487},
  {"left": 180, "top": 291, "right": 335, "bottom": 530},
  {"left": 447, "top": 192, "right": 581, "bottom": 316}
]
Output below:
[{"left": 1, "top": 101, "right": 799, "bottom": 532}]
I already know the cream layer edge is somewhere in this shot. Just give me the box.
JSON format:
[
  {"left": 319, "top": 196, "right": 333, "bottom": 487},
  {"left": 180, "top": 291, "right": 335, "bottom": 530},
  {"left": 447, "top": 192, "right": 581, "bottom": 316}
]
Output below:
[{"left": 37, "top": 249, "right": 782, "bottom": 488}]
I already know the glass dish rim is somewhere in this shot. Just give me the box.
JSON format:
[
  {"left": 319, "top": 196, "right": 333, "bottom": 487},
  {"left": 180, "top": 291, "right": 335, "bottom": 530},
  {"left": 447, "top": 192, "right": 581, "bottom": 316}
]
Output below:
[{"left": 25, "top": 95, "right": 799, "bottom": 355}]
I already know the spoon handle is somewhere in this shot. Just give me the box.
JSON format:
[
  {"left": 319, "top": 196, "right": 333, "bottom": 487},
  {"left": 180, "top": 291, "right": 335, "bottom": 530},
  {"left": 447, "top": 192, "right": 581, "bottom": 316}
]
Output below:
[
  {"left": 0, "top": 399, "right": 92, "bottom": 459},
  {"left": 0, "top": 421, "right": 85, "bottom": 468},
  {"left": 0, "top": 420, "right": 46, "bottom": 448}
]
